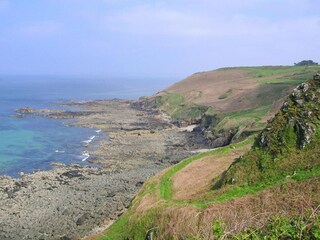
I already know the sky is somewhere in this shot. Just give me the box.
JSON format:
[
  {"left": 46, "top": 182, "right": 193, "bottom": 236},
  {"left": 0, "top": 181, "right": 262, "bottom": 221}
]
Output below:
[{"left": 0, "top": 0, "right": 319, "bottom": 78}]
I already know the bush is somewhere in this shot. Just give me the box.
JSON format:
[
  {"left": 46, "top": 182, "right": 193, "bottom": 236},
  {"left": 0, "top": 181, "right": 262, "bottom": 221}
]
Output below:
[{"left": 294, "top": 60, "right": 318, "bottom": 66}]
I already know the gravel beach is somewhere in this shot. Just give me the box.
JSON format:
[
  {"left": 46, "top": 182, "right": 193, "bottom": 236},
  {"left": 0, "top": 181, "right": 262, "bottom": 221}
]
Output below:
[{"left": 0, "top": 100, "right": 208, "bottom": 240}]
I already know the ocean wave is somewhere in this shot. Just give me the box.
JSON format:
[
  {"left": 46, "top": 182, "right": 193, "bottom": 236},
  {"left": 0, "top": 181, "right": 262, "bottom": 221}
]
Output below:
[
  {"left": 83, "top": 135, "right": 96, "bottom": 144},
  {"left": 55, "top": 150, "right": 65, "bottom": 153},
  {"left": 81, "top": 151, "right": 90, "bottom": 161}
]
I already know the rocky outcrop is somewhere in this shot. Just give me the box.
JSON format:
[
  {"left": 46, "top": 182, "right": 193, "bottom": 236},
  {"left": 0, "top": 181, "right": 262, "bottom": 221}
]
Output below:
[
  {"left": 215, "top": 76, "right": 320, "bottom": 188},
  {"left": 256, "top": 80, "right": 320, "bottom": 154},
  {"left": 16, "top": 107, "right": 37, "bottom": 114}
]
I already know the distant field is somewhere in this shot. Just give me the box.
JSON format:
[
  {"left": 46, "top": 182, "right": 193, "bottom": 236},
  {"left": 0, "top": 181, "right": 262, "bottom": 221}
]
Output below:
[
  {"left": 164, "top": 66, "right": 320, "bottom": 112},
  {"left": 147, "top": 65, "right": 320, "bottom": 141},
  {"left": 244, "top": 65, "right": 320, "bottom": 84}
]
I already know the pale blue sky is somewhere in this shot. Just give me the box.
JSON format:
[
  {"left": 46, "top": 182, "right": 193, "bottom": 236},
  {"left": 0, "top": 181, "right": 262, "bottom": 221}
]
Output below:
[{"left": 0, "top": 0, "right": 319, "bottom": 78}]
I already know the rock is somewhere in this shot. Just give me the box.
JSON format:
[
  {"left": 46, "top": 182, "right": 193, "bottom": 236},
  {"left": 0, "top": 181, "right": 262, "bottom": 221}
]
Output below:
[
  {"left": 145, "top": 228, "right": 157, "bottom": 240},
  {"left": 257, "top": 78, "right": 320, "bottom": 152},
  {"left": 76, "top": 213, "right": 90, "bottom": 226},
  {"left": 301, "top": 83, "right": 310, "bottom": 92},
  {"left": 11, "top": 113, "right": 25, "bottom": 118},
  {"left": 61, "top": 170, "right": 84, "bottom": 179},
  {"left": 16, "top": 107, "right": 37, "bottom": 114},
  {"left": 135, "top": 181, "right": 144, "bottom": 187},
  {"left": 62, "top": 209, "right": 70, "bottom": 215},
  {"left": 281, "top": 102, "right": 289, "bottom": 111},
  {"left": 0, "top": 99, "right": 203, "bottom": 240},
  {"left": 60, "top": 236, "right": 72, "bottom": 240},
  {"left": 107, "top": 192, "right": 116, "bottom": 198}
]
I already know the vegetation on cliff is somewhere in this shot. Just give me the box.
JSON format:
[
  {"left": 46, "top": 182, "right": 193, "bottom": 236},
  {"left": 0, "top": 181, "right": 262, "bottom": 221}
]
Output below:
[
  {"left": 141, "top": 66, "right": 320, "bottom": 148},
  {"left": 96, "top": 73, "right": 320, "bottom": 240},
  {"left": 215, "top": 78, "right": 320, "bottom": 188}
]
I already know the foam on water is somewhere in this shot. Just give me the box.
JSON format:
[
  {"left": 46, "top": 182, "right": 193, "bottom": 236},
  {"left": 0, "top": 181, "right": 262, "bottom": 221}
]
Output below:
[
  {"left": 83, "top": 136, "right": 96, "bottom": 144},
  {"left": 81, "top": 151, "right": 90, "bottom": 162},
  {"left": 55, "top": 150, "right": 65, "bottom": 153},
  {"left": 0, "top": 75, "right": 169, "bottom": 177}
]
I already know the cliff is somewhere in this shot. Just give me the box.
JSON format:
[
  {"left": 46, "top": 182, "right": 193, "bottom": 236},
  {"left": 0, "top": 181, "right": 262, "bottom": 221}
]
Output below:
[
  {"left": 98, "top": 74, "right": 320, "bottom": 240},
  {"left": 216, "top": 78, "right": 320, "bottom": 187},
  {"left": 140, "top": 66, "right": 320, "bottom": 148}
]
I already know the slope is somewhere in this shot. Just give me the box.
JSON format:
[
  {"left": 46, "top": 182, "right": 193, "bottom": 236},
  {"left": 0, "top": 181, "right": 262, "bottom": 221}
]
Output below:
[
  {"left": 97, "top": 75, "right": 320, "bottom": 240},
  {"left": 141, "top": 66, "right": 320, "bottom": 148},
  {"left": 215, "top": 74, "right": 320, "bottom": 188}
]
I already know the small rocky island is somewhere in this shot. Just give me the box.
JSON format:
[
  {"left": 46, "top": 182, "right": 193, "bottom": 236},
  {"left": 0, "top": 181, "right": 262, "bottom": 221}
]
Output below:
[{"left": 0, "top": 100, "right": 208, "bottom": 240}]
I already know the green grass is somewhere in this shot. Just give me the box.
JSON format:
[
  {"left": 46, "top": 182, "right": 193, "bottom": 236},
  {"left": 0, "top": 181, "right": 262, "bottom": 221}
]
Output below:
[
  {"left": 152, "top": 92, "right": 209, "bottom": 121},
  {"left": 159, "top": 138, "right": 254, "bottom": 202},
  {"left": 218, "top": 78, "right": 320, "bottom": 187},
  {"left": 213, "top": 76, "right": 304, "bottom": 135},
  {"left": 222, "top": 212, "right": 320, "bottom": 239},
  {"left": 244, "top": 65, "right": 320, "bottom": 77},
  {"left": 159, "top": 158, "right": 320, "bottom": 209},
  {"left": 101, "top": 69, "right": 320, "bottom": 240},
  {"left": 137, "top": 134, "right": 320, "bottom": 210},
  {"left": 99, "top": 139, "right": 253, "bottom": 240},
  {"left": 160, "top": 147, "right": 231, "bottom": 201},
  {"left": 148, "top": 66, "right": 320, "bottom": 144},
  {"left": 101, "top": 136, "right": 320, "bottom": 239},
  {"left": 243, "top": 65, "right": 320, "bottom": 84},
  {"left": 216, "top": 165, "right": 320, "bottom": 201},
  {"left": 212, "top": 105, "right": 271, "bottom": 136},
  {"left": 97, "top": 214, "right": 129, "bottom": 240},
  {"left": 229, "top": 105, "right": 271, "bottom": 120},
  {"left": 102, "top": 146, "right": 320, "bottom": 239}
]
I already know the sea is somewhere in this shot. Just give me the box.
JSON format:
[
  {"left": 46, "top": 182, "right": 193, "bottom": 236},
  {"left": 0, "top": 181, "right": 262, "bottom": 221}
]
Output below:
[{"left": 0, "top": 75, "right": 173, "bottom": 178}]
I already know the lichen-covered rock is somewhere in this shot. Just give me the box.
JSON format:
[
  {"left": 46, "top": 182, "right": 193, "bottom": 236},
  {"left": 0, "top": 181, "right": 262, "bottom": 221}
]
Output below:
[
  {"left": 215, "top": 75, "right": 320, "bottom": 188},
  {"left": 256, "top": 79, "right": 320, "bottom": 153}
]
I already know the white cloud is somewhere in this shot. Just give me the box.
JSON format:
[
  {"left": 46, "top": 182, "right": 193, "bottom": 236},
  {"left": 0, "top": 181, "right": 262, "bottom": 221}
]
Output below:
[
  {"left": 96, "top": 5, "right": 213, "bottom": 37},
  {"left": 89, "top": 3, "right": 320, "bottom": 40},
  {"left": 65, "top": 0, "right": 318, "bottom": 44}
]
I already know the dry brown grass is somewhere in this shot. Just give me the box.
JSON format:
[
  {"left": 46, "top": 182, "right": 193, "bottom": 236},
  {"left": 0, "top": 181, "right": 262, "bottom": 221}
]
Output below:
[
  {"left": 172, "top": 145, "right": 251, "bottom": 200},
  {"left": 132, "top": 168, "right": 170, "bottom": 213},
  {"left": 200, "top": 177, "right": 320, "bottom": 237},
  {"left": 130, "top": 177, "right": 320, "bottom": 240},
  {"left": 135, "top": 194, "right": 164, "bottom": 213},
  {"left": 165, "top": 69, "right": 260, "bottom": 112}
]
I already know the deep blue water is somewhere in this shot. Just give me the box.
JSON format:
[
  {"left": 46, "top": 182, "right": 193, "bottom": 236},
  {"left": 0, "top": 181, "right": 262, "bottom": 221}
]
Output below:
[{"left": 0, "top": 75, "right": 173, "bottom": 177}]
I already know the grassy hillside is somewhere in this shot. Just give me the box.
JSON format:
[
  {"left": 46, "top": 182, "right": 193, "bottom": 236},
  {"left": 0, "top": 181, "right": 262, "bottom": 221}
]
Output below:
[
  {"left": 141, "top": 66, "right": 320, "bottom": 147},
  {"left": 96, "top": 75, "right": 320, "bottom": 240},
  {"left": 214, "top": 77, "right": 320, "bottom": 188}
]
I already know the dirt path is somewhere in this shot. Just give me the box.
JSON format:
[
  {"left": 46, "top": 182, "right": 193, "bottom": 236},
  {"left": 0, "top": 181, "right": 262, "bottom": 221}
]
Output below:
[{"left": 172, "top": 145, "right": 251, "bottom": 200}]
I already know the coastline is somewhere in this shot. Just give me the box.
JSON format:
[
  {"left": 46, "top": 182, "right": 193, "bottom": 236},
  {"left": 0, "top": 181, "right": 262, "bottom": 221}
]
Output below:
[{"left": 0, "top": 99, "right": 208, "bottom": 239}]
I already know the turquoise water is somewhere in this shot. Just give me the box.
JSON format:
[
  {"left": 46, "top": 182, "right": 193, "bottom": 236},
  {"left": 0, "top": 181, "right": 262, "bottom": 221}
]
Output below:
[{"left": 0, "top": 75, "right": 172, "bottom": 177}]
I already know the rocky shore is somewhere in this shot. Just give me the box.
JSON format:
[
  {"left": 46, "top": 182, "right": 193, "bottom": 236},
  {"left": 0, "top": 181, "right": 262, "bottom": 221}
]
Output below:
[{"left": 0, "top": 100, "right": 208, "bottom": 240}]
